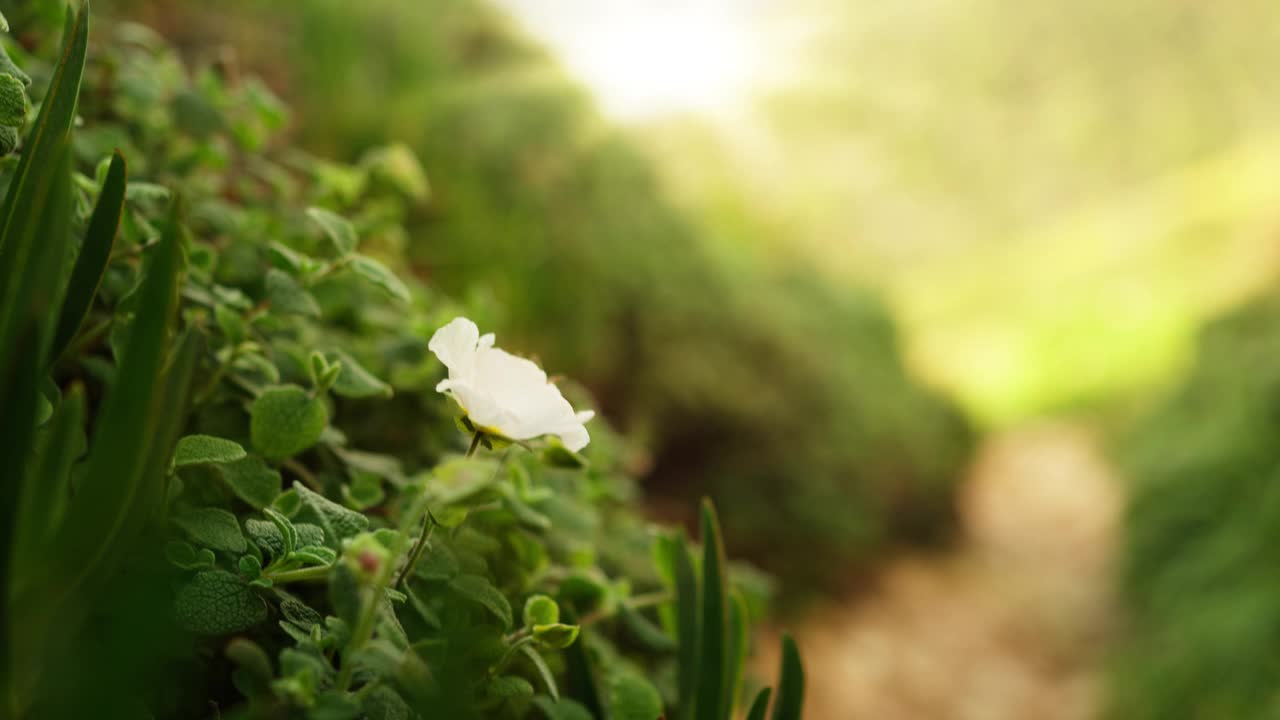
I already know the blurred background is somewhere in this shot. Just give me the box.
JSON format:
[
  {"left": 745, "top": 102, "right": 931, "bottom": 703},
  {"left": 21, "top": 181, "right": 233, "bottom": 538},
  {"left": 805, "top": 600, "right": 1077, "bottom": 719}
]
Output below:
[{"left": 27, "top": 0, "right": 1280, "bottom": 716}]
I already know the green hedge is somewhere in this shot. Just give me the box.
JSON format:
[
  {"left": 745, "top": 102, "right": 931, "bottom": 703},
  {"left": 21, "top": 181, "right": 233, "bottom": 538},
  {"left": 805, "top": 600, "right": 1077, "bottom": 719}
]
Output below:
[{"left": 1110, "top": 292, "right": 1280, "bottom": 719}]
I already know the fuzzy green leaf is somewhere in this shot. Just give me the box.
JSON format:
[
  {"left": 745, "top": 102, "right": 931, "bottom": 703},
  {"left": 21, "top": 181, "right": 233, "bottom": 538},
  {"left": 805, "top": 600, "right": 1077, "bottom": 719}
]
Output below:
[
  {"left": 173, "top": 434, "right": 247, "bottom": 469},
  {"left": 609, "top": 672, "right": 664, "bottom": 720},
  {"left": 292, "top": 482, "right": 369, "bottom": 548},
  {"left": 174, "top": 507, "right": 248, "bottom": 553},
  {"left": 250, "top": 384, "right": 328, "bottom": 459},
  {"left": 0, "top": 44, "right": 29, "bottom": 87},
  {"left": 532, "top": 697, "right": 593, "bottom": 720},
  {"left": 449, "top": 574, "right": 513, "bottom": 628},
  {"left": 524, "top": 594, "right": 560, "bottom": 627},
  {"left": 349, "top": 254, "right": 409, "bottom": 302},
  {"left": 265, "top": 268, "right": 320, "bottom": 318},
  {"left": 174, "top": 570, "right": 268, "bottom": 635},
  {"left": 324, "top": 349, "right": 392, "bottom": 398},
  {"left": 0, "top": 72, "right": 26, "bottom": 126},
  {"left": 533, "top": 623, "right": 580, "bottom": 650},
  {"left": 487, "top": 676, "right": 534, "bottom": 702},
  {"left": 306, "top": 206, "right": 358, "bottom": 255},
  {"left": 414, "top": 540, "right": 459, "bottom": 581},
  {"left": 215, "top": 454, "right": 282, "bottom": 509}
]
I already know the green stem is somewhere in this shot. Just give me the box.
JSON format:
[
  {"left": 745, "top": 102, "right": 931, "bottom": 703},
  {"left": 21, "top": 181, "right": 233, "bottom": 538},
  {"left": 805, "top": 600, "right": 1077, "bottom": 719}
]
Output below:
[
  {"left": 578, "top": 590, "right": 673, "bottom": 628},
  {"left": 394, "top": 513, "right": 434, "bottom": 589},
  {"left": 264, "top": 565, "right": 332, "bottom": 584}
]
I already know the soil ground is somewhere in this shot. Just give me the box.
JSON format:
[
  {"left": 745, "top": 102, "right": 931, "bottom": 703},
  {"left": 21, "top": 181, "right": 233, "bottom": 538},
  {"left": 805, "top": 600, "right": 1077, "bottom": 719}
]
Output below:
[{"left": 756, "top": 423, "right": 1120, "bottom": 719}]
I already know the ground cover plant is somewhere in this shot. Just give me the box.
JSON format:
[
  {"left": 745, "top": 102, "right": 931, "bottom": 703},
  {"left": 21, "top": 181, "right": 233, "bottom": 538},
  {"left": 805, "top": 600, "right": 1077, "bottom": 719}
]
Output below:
[
  {"left": 121, "top": 0, "right": 976, "bottom": 593},
  {"left": 0, "top": 5, "right": 804, "bottom": 717}
]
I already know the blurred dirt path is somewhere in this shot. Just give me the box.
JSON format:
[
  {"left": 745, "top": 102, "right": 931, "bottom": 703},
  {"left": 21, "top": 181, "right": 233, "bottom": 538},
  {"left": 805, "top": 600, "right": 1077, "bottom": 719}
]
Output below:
[{"left": 759, "top": 423, "right": 1120, "bottom": 720}]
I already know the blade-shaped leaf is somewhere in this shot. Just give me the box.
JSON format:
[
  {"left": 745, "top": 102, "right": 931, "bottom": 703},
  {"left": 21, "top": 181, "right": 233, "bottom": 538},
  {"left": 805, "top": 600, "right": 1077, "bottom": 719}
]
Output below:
[
  {"left": 12, "top": 384, "right": 85, "bottom": 587},
  {"left": 724, "top": 590, "right": 749, "bottom": 716},
  {"left": 659, "top": 530, "right": 700, "bottom": 720},
  {"left": 695, "top": 498, "right": 729, "bottom": 720},
  {"left": 769, "top": 634, "right": 804, "bottom": 720},
  {"left": 745, "top": 688, "right": 772, "bottom": 720},
  {"left": 0, "top": 1, "right": 89, "bottom": 335},
  {"left": 50, "top": 150, "right": 126, "bottom": 363},
  {"left": 51, "top": 193, "right": 185, "bottom": 593}
]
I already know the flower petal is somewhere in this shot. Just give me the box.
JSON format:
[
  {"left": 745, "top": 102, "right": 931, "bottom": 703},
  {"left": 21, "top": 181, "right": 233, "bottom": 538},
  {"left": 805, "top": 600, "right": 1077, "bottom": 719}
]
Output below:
[{"left": 428, "top": 317, "right": 479, "bottom": 374}]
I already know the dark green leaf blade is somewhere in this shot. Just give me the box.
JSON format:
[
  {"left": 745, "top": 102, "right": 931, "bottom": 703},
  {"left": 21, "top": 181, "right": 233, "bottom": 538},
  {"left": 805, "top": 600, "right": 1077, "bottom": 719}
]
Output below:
[
  {"left": 745, "top": 688, "right": 772, "bottom": 720},
  {"left": 50, "top": 151, "right": 126, "bottom": 363},
  {"left": 0, "top": 0, "right": 88, "bottom": 290},
  {"left": 695, "top": 498, "right": 728, "bottom": 720},
  {"left": 51, "top": 193, "right": 185, "bottom": 592},
  {"left": 769, "top": 634, "right": 805, "bottom": 720}
]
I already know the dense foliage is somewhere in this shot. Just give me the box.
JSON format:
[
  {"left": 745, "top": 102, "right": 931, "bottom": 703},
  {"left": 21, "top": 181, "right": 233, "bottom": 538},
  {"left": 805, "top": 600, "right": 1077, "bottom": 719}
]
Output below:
[
  {"left": 0, "top": 6, "right": 803, "bottom": 718},
  {"left": 1110, "top": 293, "right": 1280, "bottom": 718},
  {"left": 120, "top": 0, "right": 976, "bottom": 590}
]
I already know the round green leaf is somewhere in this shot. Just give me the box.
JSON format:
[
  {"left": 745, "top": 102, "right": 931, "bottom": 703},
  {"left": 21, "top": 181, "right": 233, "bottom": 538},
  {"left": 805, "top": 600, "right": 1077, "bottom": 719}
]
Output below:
[
  {"left": 174, "top": 570, "right": 268, "bottom": 635},
  {"left": 523, "top": 594, "right": 560, "bottom": 627},
  {"left": 608, "top": 672, "right": 663, "bottom": 720},
  {"left": 306, "top": 206, "right": 358, "bottom": 255},
  {"left": 250, "top": 385, "right": 328, "bottom": 459}
]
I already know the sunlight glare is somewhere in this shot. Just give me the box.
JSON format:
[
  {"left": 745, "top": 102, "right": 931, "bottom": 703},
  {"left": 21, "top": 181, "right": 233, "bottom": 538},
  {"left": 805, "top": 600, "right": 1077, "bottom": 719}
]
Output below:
[{"left": 497, "top": 1, "right": 761, "bottom": 120}]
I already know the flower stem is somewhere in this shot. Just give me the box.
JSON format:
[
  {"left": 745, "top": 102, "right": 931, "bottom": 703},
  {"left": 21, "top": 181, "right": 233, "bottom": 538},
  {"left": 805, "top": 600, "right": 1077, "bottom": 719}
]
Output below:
[
  {"left": 394, "top": 513, "right": 434, "bottom": 589},
  {"left": 264, "top": 565, "right": 331, "bottom": 584}
]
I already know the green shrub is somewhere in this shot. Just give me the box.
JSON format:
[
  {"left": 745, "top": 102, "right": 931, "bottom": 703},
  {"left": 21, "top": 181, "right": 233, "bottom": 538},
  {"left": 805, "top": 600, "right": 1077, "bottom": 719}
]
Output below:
[
  {"left": 0, "top": 6, "right": 803, "bottom": 718},
  {"left": 1110, "top": 293, "right": 1280, "bottom": 719},
  {"left": 121, "top": 0, "right": 975, "bottom": 591}
]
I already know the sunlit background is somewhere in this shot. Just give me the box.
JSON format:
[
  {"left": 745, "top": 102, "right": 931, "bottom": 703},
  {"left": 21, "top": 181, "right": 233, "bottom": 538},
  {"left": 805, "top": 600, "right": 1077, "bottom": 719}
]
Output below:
[{"left": 63, "top": 0, "right": 1280, "bottom": 716}]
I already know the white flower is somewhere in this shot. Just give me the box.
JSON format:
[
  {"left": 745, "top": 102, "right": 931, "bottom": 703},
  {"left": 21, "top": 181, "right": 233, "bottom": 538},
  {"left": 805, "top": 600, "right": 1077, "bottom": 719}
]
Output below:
[{"left": 429, "top": 317, "right": 595, "bottom": 452}]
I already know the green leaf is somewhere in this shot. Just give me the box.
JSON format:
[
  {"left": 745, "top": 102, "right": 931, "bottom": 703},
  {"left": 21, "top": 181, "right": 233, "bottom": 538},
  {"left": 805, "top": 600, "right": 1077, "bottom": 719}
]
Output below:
[
  {"left": 0, "top": 72, "right": 26, "bottom": 126},
  {"left": 173, "top": 507, "right": 248, "bottom": 554},
  {"left": 542, "top": 439, "right": 587, "bottom": 470},
  {"left": 609, "top": 672, "right": 664, "bottom": 720},
  {"left": 265, "top": 268, "right": 320, "bottom": 318},
  {"left": 250, "top": 384, "right": 328, "bottom": 459},
  {"left": 524, "top": 594, "right": 560, "bottom": 627},
  {"left": 619, "top": 602, "right": 677, "bottom": 653},
  {"left": 0, "top": 1, "right": 86, "bottom": 292},
  {"left": 292, "top": 482, "right": 370, "bottom": 548},
  {"left": 49, "top": 151, "right": 126, "bottom": 363},
  {"left": 329, "top": 562, "right": 362, "bottom": 627},
  {"left": 342, "top": 473, "right": 385, "bottom": 510},
  {"left": 306, "top": 206, "right": 358, "bottom": 255},
  {"left": 0, "top": 44, "right": 29, "bottom": 88},
  {"left": 414, "top": 540, "right": 459, "bottom": 581},
  {"left": 50, "top": 190, "right": 186, "bottom": 594},
  {"left": 532, "top": 697, "right": 593, "bottom": 720},
  {"left": 174, "top": 569, "right": 268, "bottom": 635},
  {"left": 449, "top": 574, "right": 513, "bottom": 628},
  {"left": 0, "top": 10, "right": 8, "bottom": 33},
  {"left": 13, "top": 386, "right": 85, "bottom": 581},
  {"left": 696, "top": 499, "right": 729, "bottom": 720},
  {"left": 238, "top": 554, "right": 262, "bottom": 580},
  {"left": 532, "top": 623, "right": 580, "bottom": 650},
  {"left": 215, "top": 454, "right": 282, "bottom": 509},
  {"left": 324, "top": 349, "right": 392, "bottom": 398},
  {"left": 520, "top": 645, "right": 560, "bottom": 702},
  {"left": 227, "top": 637, "right": 275, "bottom": 700},
  {"left": 172, "top": 434, "right": 247, "bottom": 469},
  {"left": 349, "top": 254, "right": 409, "bottom": 302},
  {"left": 486, "top": 675, "right": 534, "bottom": 702},
  {"left": 769, "top": 634, "right": 805, "bottom": 720},
  {"left": 724, "top": 590, "right": 750, "bottom": 716},
  {"left": 657, "top": 530, "right": 700, "bottom": 720},
  {"left": 745, "top": 688, "right": 772, "bottom": 720}
]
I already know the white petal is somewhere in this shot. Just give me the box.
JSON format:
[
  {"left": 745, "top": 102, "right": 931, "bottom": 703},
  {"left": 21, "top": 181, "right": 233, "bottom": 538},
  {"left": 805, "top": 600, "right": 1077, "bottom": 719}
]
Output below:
[
  {"left": 428, "top": 317, "right": 479, "bottom": 374},
  {"left": 478, "top": 333, "right": 496, "bottom": 349},
  {"left": 559, "top": 424, "right": 590, "bottom": 452},
  {"left": 575, "top": 410, "right": 595, "bottom": 423}
]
